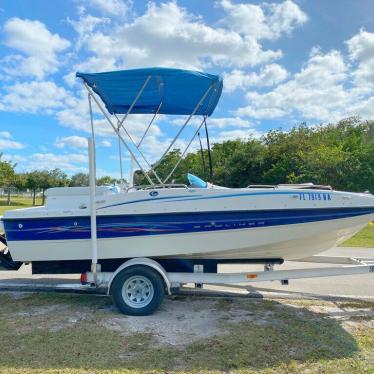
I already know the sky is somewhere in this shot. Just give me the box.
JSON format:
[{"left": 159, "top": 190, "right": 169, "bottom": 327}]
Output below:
[{"left": 1, "top": 0, "right": 374, "bottom": 179}]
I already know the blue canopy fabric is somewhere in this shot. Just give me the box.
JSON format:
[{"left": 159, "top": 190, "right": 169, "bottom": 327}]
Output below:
[{"left": 76, "top": 67, "right": 223, "bottom": 116}]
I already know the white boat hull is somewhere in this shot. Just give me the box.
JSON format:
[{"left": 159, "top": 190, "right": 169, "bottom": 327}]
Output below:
[
  {"left": 3, "top": 186, "right": 374, "bottom": 264},
  {"left": 8, "top": 214, "right": 372, "bottom": 262}
]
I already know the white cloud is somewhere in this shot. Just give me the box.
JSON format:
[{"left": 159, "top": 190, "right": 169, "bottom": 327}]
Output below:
[
  {"left": 54, "top": 135, "right": 88, "bottom": 149},
  {"left": 224, "top": 64, "right": 289, "bottom": 92},
  {"left": 31, "top": 153, "right": 87, "bottom": 163},
  {"left": 68, "top": 1, "right": 283, "bottom": 74},
  {"left": 0, "top": 81, "right": 71, "bottom": 114},
  {"left": 2, "top": 154, "right": 27, "bottom": 163},
  {"left": 0, "top": 131, "right": 26, "bottom": 149},
  {"left": 56, "top": 87, "right": 163, "bottom": 141},
  {"left": 0, "top": 131, "right": 12, "bottom": 139},
  {"left": 56, "top": 0, "right": 309, "bottom": 153},
  {"left": 68, "top": 13, "right": 110, "bottom": 50},
  {"left": 208, "top": 117, "right": 253, "bottom": 129},
  {"left": 236, "top": 49, "right": 354, "bottom": 121},
  {"left": 347, "top": 29, "right": 374, "bottom": 88},
  {"left": 86, "top": 0, "right": 130, "bottom": 16},
  {"left": 172, "top": 116, "right": 253, "bottom": 129},
  {"left": 2, "top": 18, "right": 70, "bottom": 79},
  {"left": 220, "top": 0, "right": 307, "bottom": 40},
  {"left": 0, "top": 139, "right": 25, "bottom": 150},
  {"left": 210, "top": 128, "right": 262, "bottom": 143},
  {"left": 100, "top": 139, "right": 112, "bottom": 147},
  {"left": 5, "top": 152, "right": 88, "bottom": 173},
  {"left": 25, "top": 152, "right": 88, "bottom": 172}
]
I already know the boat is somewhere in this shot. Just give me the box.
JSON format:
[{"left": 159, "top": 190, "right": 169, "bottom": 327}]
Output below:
[{"left": 1, "top": 67, "right": 374, "bottom": 274}]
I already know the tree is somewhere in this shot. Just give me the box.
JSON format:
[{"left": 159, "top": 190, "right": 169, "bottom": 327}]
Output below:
[
  {"left": 6, "top": 118, "right": 374, "bottom": 198},
  {"left": 97, "top": 176, "right": 116, "bottom": 186},
  {"left": 0, "top": 153, "right": 15, "bottom": 187},
  {"left": 13, "top": 173, "right": 27, "bottom": 192},
  {"left": 0, "top": 154, "right": 16, "bottom": 205},
  {"left": 69, "top": 173, "right": 89, "bottom": 187},
  {"left": 26, "top": 171, "right": 43, "bottom": 206},
  {"left": 132, "top": 117, "right": 374, "bottom": 192},
  {"left": 38, "top": 169, "right": 68, "bottom": 204}
]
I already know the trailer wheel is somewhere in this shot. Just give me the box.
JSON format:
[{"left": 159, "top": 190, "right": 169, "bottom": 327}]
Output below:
[{"left": 111, "top": 265, "right": 165, "bottom": 316}]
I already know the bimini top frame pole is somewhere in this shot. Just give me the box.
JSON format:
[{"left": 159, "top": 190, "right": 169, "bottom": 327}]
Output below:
[
  {"left": 77, "top": 67, "right": 223, "bottom": 187},
  {"left": 163, "top": 82, "right": 220, "bottom": 183},
  {"left": 152, "top": 84, "right": 214, "bottom": 171},
  {"left": 163, "top": 115, "right": 208, "bottom": 184},
  {"left": 113, "top": 111, "right": 163, "bottom": 185},
  {"left": 137, "top": 101, "right": 163, "bottom": 147},
  {"left": 83, "top": 82, "right": 155, "bottom": 186},
  {"left": 111, "top": 75, "right": 163, "bottom": 184}
]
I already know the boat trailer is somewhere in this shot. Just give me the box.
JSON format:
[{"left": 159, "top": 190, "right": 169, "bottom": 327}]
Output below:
[
  {"left": 81, "top": 255, "right": 374, "bottom": 294},
  {"left": 1, "top": 236, "right": 374, "bottom": 315}
]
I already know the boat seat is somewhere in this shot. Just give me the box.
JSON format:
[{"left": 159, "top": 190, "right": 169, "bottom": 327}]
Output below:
[{"left": 187, "top": 173, "right": 207, "bottom": 188}]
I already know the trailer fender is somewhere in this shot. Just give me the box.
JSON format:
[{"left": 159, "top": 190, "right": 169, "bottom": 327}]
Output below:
[{"left": 107, "top": 258, "right": 171, "bottom": 295}]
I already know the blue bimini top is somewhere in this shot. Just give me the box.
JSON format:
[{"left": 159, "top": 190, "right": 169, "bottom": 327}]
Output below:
[{"left": 76, "top": 67, "right": 223, "bottom": 116}]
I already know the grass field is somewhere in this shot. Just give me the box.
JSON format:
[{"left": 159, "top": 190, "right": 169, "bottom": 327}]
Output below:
[
  {"left": 0, "top": 293, "right": 373, "bottom": 373},
  {"left": 2, "top": 196, "right": 374, "bottom": 247},
  {"left": 0, "top": 196, "right": 42, "bottom": 216},
  {"left": 340, "top": 223, "right": 374, "bottom": 247}
]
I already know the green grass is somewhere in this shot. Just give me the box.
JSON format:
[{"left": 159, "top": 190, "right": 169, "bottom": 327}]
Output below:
[
  {"left": 340, "top": 224, "right": 374, "bottom": 248},
  {"left": 0, "top": 196, "right": 42, "bottom": 216},
  {"left": 0, "top": 293, "right": 373, "bottom": 373}
]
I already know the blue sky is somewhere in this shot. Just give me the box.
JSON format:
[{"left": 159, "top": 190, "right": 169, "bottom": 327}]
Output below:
[{"left": 1, "top": 0, "right": 374, "bottom": 179}]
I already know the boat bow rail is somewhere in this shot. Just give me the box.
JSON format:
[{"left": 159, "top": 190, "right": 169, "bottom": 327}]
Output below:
[{"left": 247, "top": 183, "right": 333, "bottom": 190}]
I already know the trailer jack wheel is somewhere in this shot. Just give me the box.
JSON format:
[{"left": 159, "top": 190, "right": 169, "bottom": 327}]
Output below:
[{"left": 110, "top": 265, "right": 165, "bottom": 316}]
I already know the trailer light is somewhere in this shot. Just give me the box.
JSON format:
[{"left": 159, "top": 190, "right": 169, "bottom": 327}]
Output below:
[
  {"left": 247, "top": 274, "right": 258, "bottom": 279},
  {"left": 80, "top": 272, "right": 87, "bottom": 285}
]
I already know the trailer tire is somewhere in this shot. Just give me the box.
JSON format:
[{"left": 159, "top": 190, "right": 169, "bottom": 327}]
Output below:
[{"left": 111, "top": 265, "right": 165, "bottom": 316}]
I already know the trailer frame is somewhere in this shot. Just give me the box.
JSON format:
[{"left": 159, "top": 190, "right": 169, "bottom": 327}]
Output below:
[{"left": 77, "top": 255, "right": 374, "bottom": 314}]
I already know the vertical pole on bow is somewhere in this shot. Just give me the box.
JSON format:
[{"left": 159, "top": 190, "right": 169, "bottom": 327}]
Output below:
[
  {"left": 88, "top": 137, "right": 98, "bottom": 286},
  {"left": 87, "top": 93, "right": 99, "bottom": 285}
]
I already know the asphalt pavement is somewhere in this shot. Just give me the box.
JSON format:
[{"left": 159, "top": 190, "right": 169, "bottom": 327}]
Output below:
[{"left": 213, "top": 247, "right": 374, "bottom": 300}]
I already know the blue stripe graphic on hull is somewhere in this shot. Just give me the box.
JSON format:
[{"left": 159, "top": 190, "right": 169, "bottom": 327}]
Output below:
[{"left": 4, "top": 207, "right": 374, "bottom": 242}]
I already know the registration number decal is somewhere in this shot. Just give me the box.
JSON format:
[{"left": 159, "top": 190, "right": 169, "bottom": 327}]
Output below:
[{"left": 299, "top": 192, "right": 332, "bottom": 201}]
